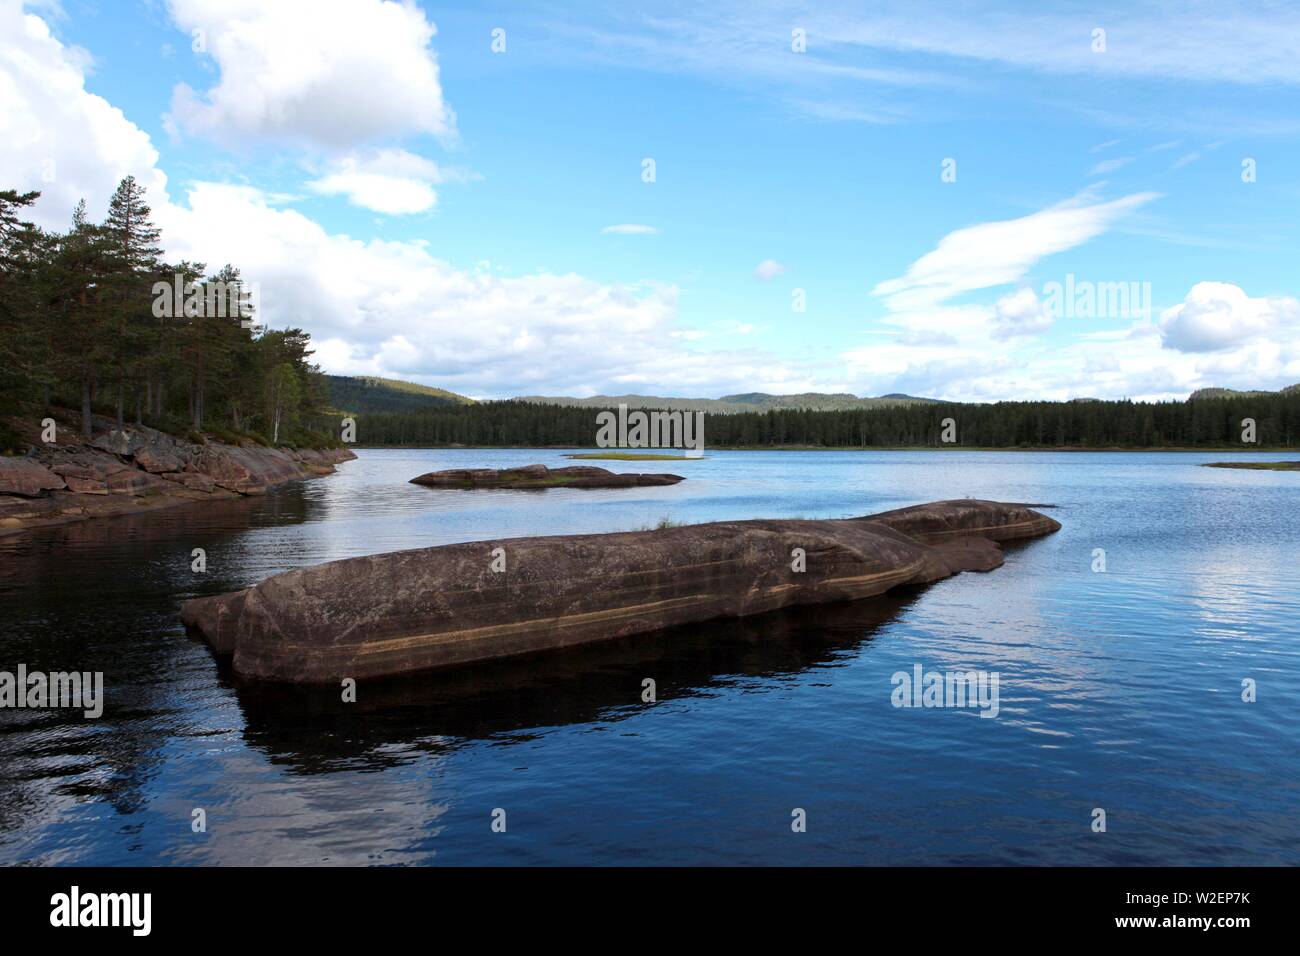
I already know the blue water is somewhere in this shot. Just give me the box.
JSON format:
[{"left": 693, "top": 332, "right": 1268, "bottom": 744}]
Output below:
[{"left": 1, "top": 448, "right": 1297, "bottom": 865}]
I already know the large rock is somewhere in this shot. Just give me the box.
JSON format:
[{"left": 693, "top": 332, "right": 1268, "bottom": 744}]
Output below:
[
  {"left": 181, "top": 499, "right": 1060, "bottom": 683},
  {"left": 192, "top": 444, "right": 305, "bottom": 494},
  {"left": 88, "top": 425, "right": 192, "bottom": 473},
  {"left": 133, "top": 438, "right": 189, "bottom": 474},
  {"left": 63, "top": 475, "right": 109, "bottom": 495},
  {"left": 46, "top": 448, "right": 136, "bottom": 481},
  {"left": 105, "top": 468, "right": 172, "bottom": 496},
  {"left": 0, "top": 457, "right": 66, "bottom": 497},
  {"left": 89, "top": 428, "right": 145, "bottom": 457},
  {"left": 162, "top": 471, "right": 216, "bottom": 493},
  {"left": 411, "top": 463, "right": 684, "bottom": 489}
]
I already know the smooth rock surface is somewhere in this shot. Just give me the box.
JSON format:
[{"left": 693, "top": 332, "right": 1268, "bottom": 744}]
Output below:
[
  {"left": 182, "top": 499, "right": 1060, "bottom": 683},
  {"left": 0, "top": 457, "right": 66, "bottom": 497}
]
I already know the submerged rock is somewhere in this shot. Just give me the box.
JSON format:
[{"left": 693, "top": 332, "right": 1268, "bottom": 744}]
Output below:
[
  {"left": 410, "top": 463, "right": 684, "bottom": 489},
  {"left": 181, "top": 499, "right": 1060, "bottom": 683}
]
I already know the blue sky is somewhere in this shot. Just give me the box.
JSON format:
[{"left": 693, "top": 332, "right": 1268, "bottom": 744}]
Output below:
[{"left": 4, "top": 0, "right": 1300, "bottom": 400}]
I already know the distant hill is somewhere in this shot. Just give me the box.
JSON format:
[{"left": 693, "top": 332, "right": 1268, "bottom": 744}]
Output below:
[
  {"left": 513, "top": 392, "right": 939, "bottom": 414},
  {"left": 325, "top": 375, "right": 474, "bottom": 414},
  {"left": 1189, "top": 384, "right": 1300, "bottom": 400}
]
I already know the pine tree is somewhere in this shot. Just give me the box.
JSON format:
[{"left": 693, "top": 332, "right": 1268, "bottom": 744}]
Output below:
[{"left": 101, "top": 176, "right": 164, "bottom": 428}]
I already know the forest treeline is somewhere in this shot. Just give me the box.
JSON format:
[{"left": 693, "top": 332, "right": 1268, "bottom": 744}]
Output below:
[
  {"left": 0, "top": 181, "right": 332, "bottom": 450},
  {"left": 353, "top": 392, "right": 1300, "bottom": 449}
]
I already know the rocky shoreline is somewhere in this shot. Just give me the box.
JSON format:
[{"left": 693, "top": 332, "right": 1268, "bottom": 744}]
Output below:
[
  {"left": 410, "top": 463, "right": 684, "bottom": 489},
  {"left": 0, "top": 421, "right": 355, "bottom": 537},
  {"left": 182, "top": 499, "right": 1060, "bottom": 683}
]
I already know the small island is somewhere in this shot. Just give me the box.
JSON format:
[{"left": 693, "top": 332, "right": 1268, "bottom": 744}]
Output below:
[
  {"left": 1203, "top": 461, "right": 1300, "bottom": 471},
  {"left": 410, "top": 463, "right": 684, "bottom": 489},
  {"left": 564, "top": 452, "right": 705, "bottom": 461}
]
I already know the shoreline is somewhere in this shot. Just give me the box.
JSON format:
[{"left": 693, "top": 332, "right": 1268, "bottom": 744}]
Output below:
[{"left": 1, "top": 421, "right": 356, "bottom": 539}]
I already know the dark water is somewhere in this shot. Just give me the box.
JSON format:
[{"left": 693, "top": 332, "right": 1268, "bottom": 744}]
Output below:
[{"left": 1, "top": 448, "right": 1297, "bottom": 865}]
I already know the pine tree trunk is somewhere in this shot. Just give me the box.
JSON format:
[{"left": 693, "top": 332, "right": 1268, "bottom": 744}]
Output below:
[
  {"left": 81, "top": 375, "right": 92, "bottom": 441},
  {"left": 135, "top": 391, "right": 143, "bottom": 426},
  {"left": 116, "top": 386, "right": 124, "bottom": 430}
]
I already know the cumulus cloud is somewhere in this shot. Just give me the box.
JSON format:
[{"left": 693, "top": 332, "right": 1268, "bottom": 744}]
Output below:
[
  {"left": 153, "top": 183, "right": 703, "bottom": 394},
  {"left": 305, "top": 149, "right": 462, "bottom": 214},
  {"left": 164, "top": 0, "right": 455, "bottom": 148},
  {"left": 991, "top": 287, "right": 1054, "bottom": 340},
  {"left": 1158, "top": 282, "right": 1300, "bottom": 353},
  {"left": 754, "top": 259, "right": 785, "bottom": 280},
  {"left": 601, "top": 224, "right": 659, "bottom": 235},
  {"left": 0, "top": 5, "right": 802, "bottom": 399},
  {"left": 0, "top": 2, "right": 168, "bottom": 227},
  {"left": 6, "top": 2, "right": 1297, "bottom": 405}
]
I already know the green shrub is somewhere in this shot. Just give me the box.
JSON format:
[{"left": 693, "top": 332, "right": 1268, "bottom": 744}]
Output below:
[{"left": 0, "top": 422, "right": 26, "bottom": 455}]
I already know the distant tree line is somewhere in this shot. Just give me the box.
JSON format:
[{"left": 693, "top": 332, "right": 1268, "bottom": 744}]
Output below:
[
  {"left": 324, "top": 374, "right": 471, "bottom": 414},
  {"left": 0, "top": 182, "right": 331, "bottom": 449},
  {"left": 352, "top": 394, "right": 1300, "bottom": 449}
]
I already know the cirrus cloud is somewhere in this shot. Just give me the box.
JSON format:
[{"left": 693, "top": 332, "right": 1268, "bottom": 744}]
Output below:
[
  {"left": 601, "top": 223, "right": 659, "bottom": 235},
  {"left": 872, "top": 191, "right": 1158, "bottom": 313}
]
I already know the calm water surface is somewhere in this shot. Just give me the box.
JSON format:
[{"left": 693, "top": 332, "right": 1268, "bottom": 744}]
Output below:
[{"left": 1, "top": 448, "right": 1297, "bottom": 865}]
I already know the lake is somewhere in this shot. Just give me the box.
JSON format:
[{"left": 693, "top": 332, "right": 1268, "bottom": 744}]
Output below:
[{"left": 1, "top": 448, "right": 1297, "bottom": 865}]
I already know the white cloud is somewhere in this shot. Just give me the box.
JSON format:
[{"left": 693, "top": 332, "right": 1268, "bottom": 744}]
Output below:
[
  {"left": 1088, "top": 156, "right": 1134, "bottom": 177},
  {"left": 872, "top": 191, "right": 1157, "bottom": 312},
  {"left": 991, "top": 287, "right": 1054, "bottom": 340},
  {"left": 5, "top": 2, "right": 1298, "bottom": 405},
  {"left": 0, "top": 5, "right": 807, "bottom": 399},
  {"left": 156, "top": 182, "right": 698, "bottom": 395},
  {"left": 550, "top": 2, "right": 1300, "bottom": 131},
  {"left": 754, "top": 259, "right": 785, "bottom": 281},
  {"left": 1159, "top": 282, "right": 1300, "bottom": 353},
  {"left": 843, "top": 192, "right": 1196, "bottom": 399},
  {"left": 165, "top": 0, "right": 454, "bottom": 148},
  {"left": 0, "top": 2, "right": 168, "bottom": 228},
  {"left": 305, "top": 149, "right": 459, "bottom": 214},
  {"left": 601, "top": 224, "right": 659, "bottom": 235}
]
